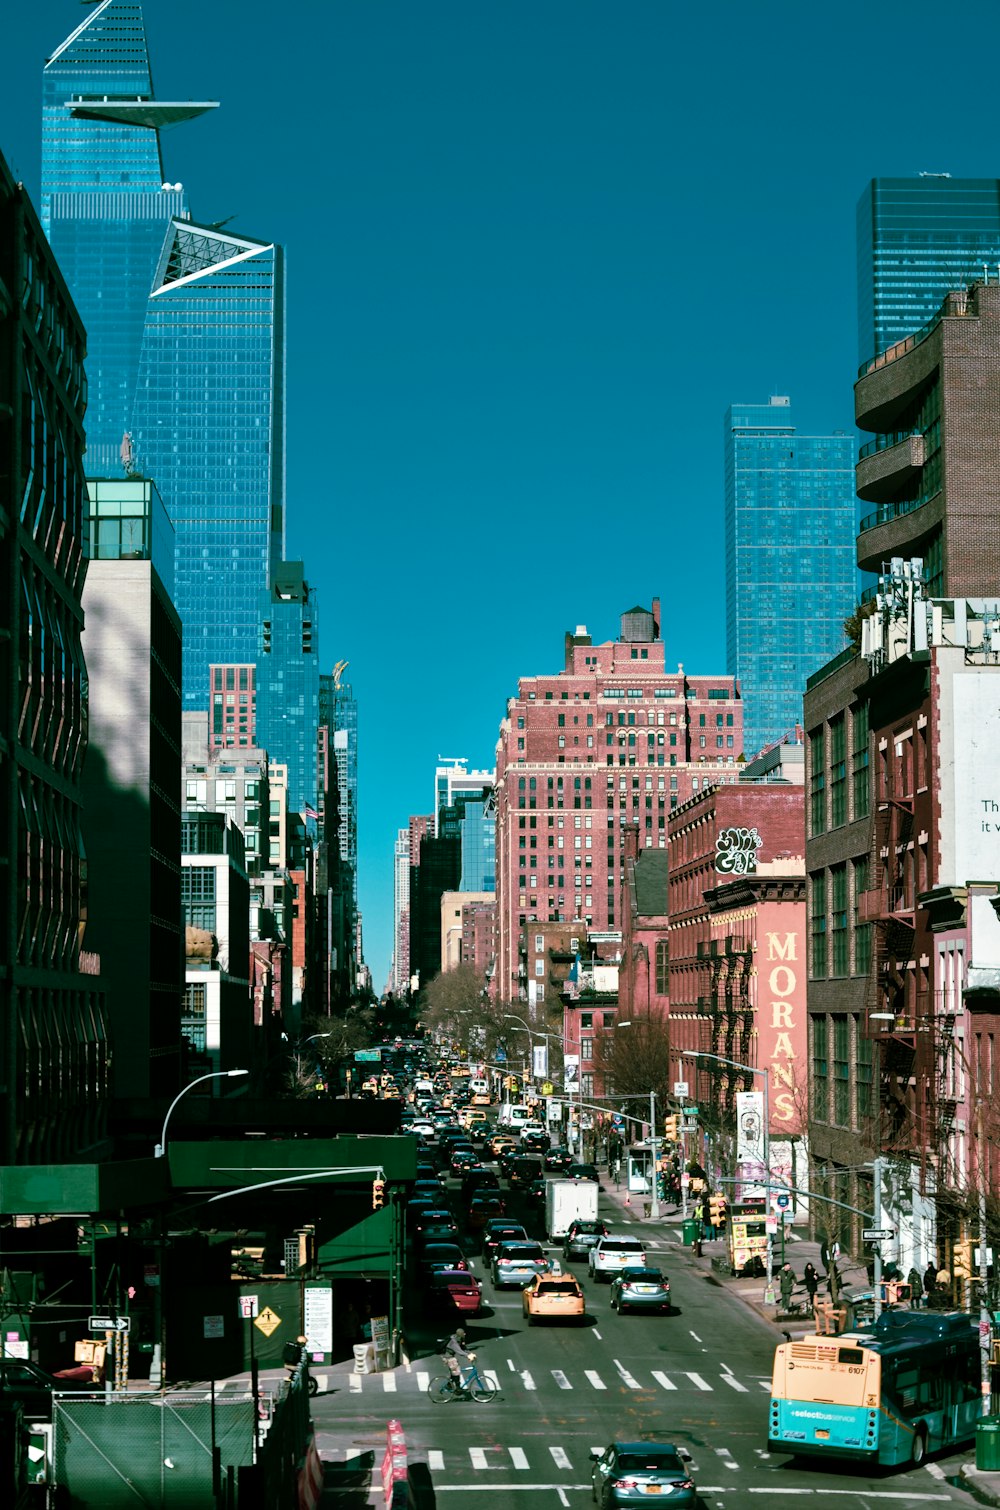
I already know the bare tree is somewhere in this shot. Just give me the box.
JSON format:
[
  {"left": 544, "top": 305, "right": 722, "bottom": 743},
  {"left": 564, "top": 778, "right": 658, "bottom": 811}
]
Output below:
[{"left": 592, "top": 1015, "right": 672, "bottom": 1110}]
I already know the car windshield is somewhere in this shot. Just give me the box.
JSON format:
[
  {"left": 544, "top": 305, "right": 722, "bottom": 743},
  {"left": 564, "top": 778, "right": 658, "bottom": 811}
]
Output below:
[
  {"left": 616, "top": 1452, "right": 683, "bottom": 1475},
  {"left": 502, "top": 1245, "right": 544, "bottom": 1260},
  {"left": 605, "top": 1242, "right": 644, "bottom": 1253},
  {"left": 572, "top": 1222, "right": 604, "bottom": 1235}
]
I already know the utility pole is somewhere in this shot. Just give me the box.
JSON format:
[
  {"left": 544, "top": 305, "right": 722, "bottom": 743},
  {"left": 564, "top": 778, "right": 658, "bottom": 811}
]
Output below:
[
  {"left": 648, "top": 1088, "right": 661, "bottom": 1220},
  {"left": 872, "top": 1154, "right": 884, "bottom": 1320}
]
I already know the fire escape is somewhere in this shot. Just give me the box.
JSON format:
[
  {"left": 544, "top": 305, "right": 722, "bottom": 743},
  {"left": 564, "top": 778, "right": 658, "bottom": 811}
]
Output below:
[{"left": 697, "top": 934, "right": 754, "bottom": 1118}]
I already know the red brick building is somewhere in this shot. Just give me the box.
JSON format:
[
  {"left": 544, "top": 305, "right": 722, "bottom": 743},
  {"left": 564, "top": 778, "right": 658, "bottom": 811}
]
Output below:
[
  {"left": 495, "top": 601, "right": 742, "bottom": 1005},
  {"left": 667, "top": 784, "right": 806, "bottom": 1141}
]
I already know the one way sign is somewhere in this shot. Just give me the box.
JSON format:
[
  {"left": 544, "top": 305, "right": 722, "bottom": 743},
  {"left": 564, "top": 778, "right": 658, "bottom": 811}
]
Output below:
[{"left": 89, "top": 1315, "right": 130, "bottom": 1333}]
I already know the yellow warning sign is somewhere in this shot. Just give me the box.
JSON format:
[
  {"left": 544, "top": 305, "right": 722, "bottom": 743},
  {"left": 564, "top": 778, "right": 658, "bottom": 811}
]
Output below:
[{"left": 254, "top": 1307, "right": 281, "bottom": 1337}]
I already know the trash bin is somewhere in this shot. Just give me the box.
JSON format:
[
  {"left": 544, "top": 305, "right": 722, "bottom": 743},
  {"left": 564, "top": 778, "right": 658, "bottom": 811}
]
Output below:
[
  {"left": 682, "top": 1219, "right": 700, "bottom": 1247},
  {"left": 976, "top": 1418, "right": 1000, "bottom": 1471},
  {"left": 353, "top": 1344, "right": 372, "bottom": 1375}
]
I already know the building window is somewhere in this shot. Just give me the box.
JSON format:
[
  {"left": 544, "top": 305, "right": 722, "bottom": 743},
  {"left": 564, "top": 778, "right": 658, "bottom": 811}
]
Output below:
[
  {"left": 831, "top": 865, "right": 848, "bottom": 975},
  {"left": 655, "top": 940, "right": 669, "bottom": 994},
  {"left": 535, "top": 959, "right": 544, "bottom": 977},
  {"left": 852, "top": 701, "right": 870, "bottom": 820},
  {"left": 829, "top": 714, "right": 847, "bottom": 827},
  {"left": 581, "top": 1073, "right": 594, "bottom": 1099},
  {"left": 810, "top": 871, "right": 827, "bottom": 976},
  {"left": 181, "top": 866, "right": 216, "bottom": 931},
  {"left": 809, "top": 728, "right": 826, "bottom": 835},
  {"left": 853, "top": 856, "right": 872, "bottom": 975},
  {"left": 857, "top": 1029, "right": 873, "bottom": 1122},
  {"left": 811, "top": 1015, "right": 828, "bottom": 1120},
  {"left": 580, "top": 1012, "right": 592, "bottom": 1028},
  {"left": 832, "top": 1015, "right": 850, "bottom": 1126},
  {"left": 181, "top": 982, "right": 207, "bottom": 1052},
  {"left": 581, "top": 1037, "right": 593, "bottom": 1062}
]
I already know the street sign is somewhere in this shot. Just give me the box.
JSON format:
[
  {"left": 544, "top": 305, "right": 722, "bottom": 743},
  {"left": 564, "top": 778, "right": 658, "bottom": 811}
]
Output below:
[
  {"left": 89, "top": 1316, "right": 130, "bottom": 1333},
  {"left": 862, "top": 1227, "right": 895, "bottom": 1242},
  {"left": 238, "top": 1295, "right": 259, "bottom": 1320},
  {"left": 354, "top": 1049, "right": 381, "bottom": 1062},
  {"left": 673, "top": 1081, "right": 689, "bottom": 1099}
]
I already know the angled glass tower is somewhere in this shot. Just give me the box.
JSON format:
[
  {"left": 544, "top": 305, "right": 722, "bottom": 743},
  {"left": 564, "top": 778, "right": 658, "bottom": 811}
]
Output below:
[
  {"left": 724, "top": 397, "right": 856, "bottom": 761},
  {"left": 130, "top": 221, "right": 286, "bottom": 704},
  {"left": 858, "top": 176, "right": 1000, "bottom": 365},
  {"left": 41, "top": 0, "right": 217, "bottom": 475}
]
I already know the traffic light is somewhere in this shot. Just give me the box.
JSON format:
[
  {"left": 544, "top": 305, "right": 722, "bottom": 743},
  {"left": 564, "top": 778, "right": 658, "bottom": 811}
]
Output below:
[
  {"left": 953, "top": 1241, "right": 972, "bottom": 1281},
  {"left": 663, "top": 1115, "right": 680, "bottom": 1143},
  {"left": 709, "top": 1193, "right": 726, "bottom": 1227},
  {"left": 372, "top": 1178, "right": 386, "bottom": 1211}
]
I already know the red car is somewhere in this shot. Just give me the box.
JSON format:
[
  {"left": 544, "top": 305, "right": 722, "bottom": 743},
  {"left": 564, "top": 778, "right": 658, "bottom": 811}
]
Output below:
[{"left": 427, "top": 1268, "right": 483, "bottom": 1315}]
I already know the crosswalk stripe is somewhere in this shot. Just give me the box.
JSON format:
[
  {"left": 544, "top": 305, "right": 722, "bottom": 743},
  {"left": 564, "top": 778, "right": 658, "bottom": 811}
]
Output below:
[
  {"left": 348, "top": 1374, "right": 361, "bottom": 1393},
  {"left": 720, "top": 1373, "right": 748, "bottom": 1392},
  {"left": 551, "top": 1370, "right": 573, "bottom": 1389},
  {"left": 428, "top": 1451, "right": 445, "bottom": 1471},
  {"left": 416, "top": 1372, "right": 429, "bottom": 1391},
  {"left": 550, "top": 1447, "right": 572, "bottom": 1469},
  {"left": 585, "top": 1370, "right": 607, "bottom": 1390},
  {"left": 758, "top": 1379, "right": 771, "bottom": 1391},
  {"left": 521, "top": 1371, "right": 536, "bottom": 1390},
  {"left": 651, "top": 1371, "right": 677, "bottom": 1391},
  {"left": 484, "top": 1370, "right": 501, "bottom": 1390},
  {"left": 614, "top": 1362, "right": 642, "bottom": 1389},
  {"left": 382, "top": 1373, "right": 396, "bottom": 1392},
  {"left": 687, "top": 1372, "right": 712, "bottom": 1391},
  {"left": 509, "top": 1448, "right": 529, "bottom": 1469},
  {"left": 470, "top": 1448, "right": 489, "bottom": 1470}
]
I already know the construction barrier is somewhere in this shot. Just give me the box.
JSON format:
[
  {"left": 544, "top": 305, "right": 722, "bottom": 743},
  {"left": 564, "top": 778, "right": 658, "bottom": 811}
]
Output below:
[
  {"left": 813, "top": 1301, "right": 848, "bottom": 1336},
  {"left": 381, "top": 1419, "right": 413, "bottom": 1508}
]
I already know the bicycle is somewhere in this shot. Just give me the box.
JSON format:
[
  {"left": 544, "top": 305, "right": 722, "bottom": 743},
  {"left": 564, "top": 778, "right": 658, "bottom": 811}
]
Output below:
[{"left": 427, "top": 1355, "right": 497, "bottom": 1404}]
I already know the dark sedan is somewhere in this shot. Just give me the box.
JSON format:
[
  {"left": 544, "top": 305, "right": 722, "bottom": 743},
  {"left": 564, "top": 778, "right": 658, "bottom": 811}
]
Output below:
[
  {"left": 566, "top": 1163, "right": 600, "bottom": 1182},
  {"left": 0, "top": 1360, "right": 99, "bottom": 1422},
  {"left": 591, "top": 1442, "right": 695, "bottom": 1508},
  {"left": 544, "top": 1147, "right": 573, "bottom": 1172},
  {"left": 418, "top": 1243, "right": 470, "bottom": 1278},
  {"left": 482, "top": 1221, "right": 527, "bottom": 1263}
]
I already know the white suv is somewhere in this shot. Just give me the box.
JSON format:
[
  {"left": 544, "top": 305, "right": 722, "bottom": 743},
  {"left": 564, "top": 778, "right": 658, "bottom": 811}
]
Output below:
[{"left": 588, "top": 1235, "right": 647, "bottom": 1283}]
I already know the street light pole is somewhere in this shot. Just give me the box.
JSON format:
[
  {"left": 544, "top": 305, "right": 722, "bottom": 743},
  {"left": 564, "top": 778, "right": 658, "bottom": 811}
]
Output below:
[
  {"left": 155, "top": 1068, "right": 249, "bottom": 1158},
  {"left": 683, "top": 1049, "right": 771, "bottom": 1281},
  {"left": 648, "top": 1087, "right": 661, "bottom": 1220}
]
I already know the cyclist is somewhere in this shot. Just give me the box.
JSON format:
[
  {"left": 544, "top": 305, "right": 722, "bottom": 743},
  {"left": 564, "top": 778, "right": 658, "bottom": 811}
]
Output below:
[{"left": 443, "top": 1327, "right": 477, "bottom": 1394}]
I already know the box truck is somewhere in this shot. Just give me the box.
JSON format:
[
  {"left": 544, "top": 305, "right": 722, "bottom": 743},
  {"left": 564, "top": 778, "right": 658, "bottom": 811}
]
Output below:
[{"left": 545, "top": 1178, "right": 599, "bottom": 1241}]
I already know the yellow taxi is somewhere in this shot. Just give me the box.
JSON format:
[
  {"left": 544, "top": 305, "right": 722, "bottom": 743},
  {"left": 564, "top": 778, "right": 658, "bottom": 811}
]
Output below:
[
  {"left": 522, "top": 1272, "right": 586, "bottom": 1325},
  {"left": 487, "top": 1132, "right": 516, "bottom": 1159},
  {"left": 459, "top": 1108, "right": 489, "bottom": 1131}
]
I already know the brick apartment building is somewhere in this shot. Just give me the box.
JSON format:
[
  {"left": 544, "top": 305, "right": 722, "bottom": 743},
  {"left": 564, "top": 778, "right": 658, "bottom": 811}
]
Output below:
[{"left": 495, "top": 600, "right": 742, "bottom": 1006}]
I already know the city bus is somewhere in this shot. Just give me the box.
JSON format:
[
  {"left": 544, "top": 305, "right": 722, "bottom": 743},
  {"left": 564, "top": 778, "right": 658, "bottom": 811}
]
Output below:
[{"left": 768, "top": 1311, "right": 981, "bottom": 1467}]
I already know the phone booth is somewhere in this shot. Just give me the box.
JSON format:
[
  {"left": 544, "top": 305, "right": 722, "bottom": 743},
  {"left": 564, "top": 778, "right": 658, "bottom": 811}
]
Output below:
[{"left": 627, "top": 1144, "right": 652, "bottom": 1195}]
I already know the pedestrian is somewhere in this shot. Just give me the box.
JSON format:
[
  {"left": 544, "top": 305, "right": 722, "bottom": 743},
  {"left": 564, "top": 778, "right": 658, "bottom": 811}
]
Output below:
[
  {"left": 923, "top": 1261, "right": 938, "bottom": 1305},
  {"left": 803, "top": 1261, "right": 819, "bottom": 1306},
  {"left": 907, "top": 1266, "right": 923, "bottom": 1308},
  {"left": 779, "top": 1263, "right": 795, "bottom": 1311}
]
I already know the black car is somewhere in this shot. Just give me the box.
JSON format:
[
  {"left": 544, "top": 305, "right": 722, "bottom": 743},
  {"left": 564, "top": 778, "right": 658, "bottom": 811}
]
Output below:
[
  {"left": 565, "top": 1163, "right": 600, "bottom": 1183},
  {"left": 544, "top": 1147, "right": 573, "bottom": 1172},
  {"left": 563, "top": 1218, "right": 610, "bottom": 1261},
  {"left": 508, "top": 1155, "right": 544, "bottom": 1190},
  {"left": 483, "top": 1221, "right": 528, "bottom": 1263},
  {"left": 462, "top": 1168, "right": 501, "bottom": 1203},
  {"left": 0, "top": 1360, "right": 98, "bottom": 1421}
]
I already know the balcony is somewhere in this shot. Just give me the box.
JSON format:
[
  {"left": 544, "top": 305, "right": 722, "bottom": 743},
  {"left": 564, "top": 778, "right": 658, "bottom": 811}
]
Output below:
[{"left": 856, "top": 431, "right": 925, "bottom": 504}]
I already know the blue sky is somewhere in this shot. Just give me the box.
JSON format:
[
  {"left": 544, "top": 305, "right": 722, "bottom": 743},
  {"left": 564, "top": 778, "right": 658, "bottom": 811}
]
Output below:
[{"left": 4, "top": 0, "right": 998, "bottom": 986}]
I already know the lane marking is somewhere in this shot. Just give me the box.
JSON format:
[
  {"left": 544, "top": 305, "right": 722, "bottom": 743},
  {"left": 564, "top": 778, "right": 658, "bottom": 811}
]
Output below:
[
  {"left": 585, "top": 1370, "right": 607, "bottom": 1389},
  {"left": 509, "top": 1447, "right": 529, "bottom": 1470},
  {"left": 382, "top": 1373, "right": 396, "bottom": 1392},
  {"left": 720, "top": 1373, "right": 748, "bottom": 1392},
  {"left": 689, "top": 1329, "right": 702, "bottom": 1342},
  {"left": 651, "top": 1371, "right": 677, "bottom": 1391},
  {"left": 506, "top": 1358, "right": 516, "bottom": 1372},
  {"left": 428, "top": 1450, "right": 444, "bottom": 1471},
  {"left": 520, "top": 1370, "right": 536, "bottom": 1390},
  {"left": 551, "top": 1370, "right": 573, "bottom": 1389},
  {"left": 686, "top": 1372, "right": 712, "bottom": 1391},
  {"left": 613, "top": 1359, "right": 641, "bottom": 1389},
  {"left": 758, "top": 1379, "right": 771, "bottom": 1390},
  {"left": 714, "top": 1446, "right": 739, "bottom": 1471},
  {"left": 550, "top": 1446, "right": 572, "bottom": 1469},
  {"left": 348, "top": 1374, "right": 361, "bottom": 1393},
  {"left": 924, "top": 1463, "right": 945, "bottom": 1480},
  {"left": 433, "top": 1488, "right": 593, "bottom": 1495},
  {"left": 469, "top": 1447, "right": 491, "bottom": 1470},
  {"left": 557, "top": 1491, "right": 569, "bottom": 1508},
  {"left": 592, "top": 1329, "right": 602, "bottom": 1340}
]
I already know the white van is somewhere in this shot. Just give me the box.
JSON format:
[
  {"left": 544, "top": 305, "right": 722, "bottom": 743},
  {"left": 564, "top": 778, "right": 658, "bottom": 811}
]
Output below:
[
  {"left": 496, "top": 1103, "right": 533, "bottom": 1131},
  {"left": 469, "top": 1076, "right": 490, "bottom": 1097}
]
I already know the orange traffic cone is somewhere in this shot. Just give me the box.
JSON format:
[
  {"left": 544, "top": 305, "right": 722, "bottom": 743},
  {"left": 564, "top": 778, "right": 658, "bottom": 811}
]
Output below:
[{"left": 624, "top": 1193, "right": 630, "bottom": 1206}]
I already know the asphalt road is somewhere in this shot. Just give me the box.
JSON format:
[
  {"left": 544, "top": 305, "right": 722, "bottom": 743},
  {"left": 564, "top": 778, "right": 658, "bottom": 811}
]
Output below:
[{"left": 313, "top": 1169, "right": 981, "bottom": 1510}]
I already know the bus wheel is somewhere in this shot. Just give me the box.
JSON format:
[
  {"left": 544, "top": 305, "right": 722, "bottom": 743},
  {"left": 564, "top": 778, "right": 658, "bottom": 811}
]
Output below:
[{"left": 910, "top": 1428, "right": 927, "bottom": 1467}]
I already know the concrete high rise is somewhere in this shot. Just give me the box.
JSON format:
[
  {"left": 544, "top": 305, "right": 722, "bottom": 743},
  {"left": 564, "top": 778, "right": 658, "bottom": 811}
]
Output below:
[
  {"left": 1, "top": 151, "right": 108, "bottom": 1163},
  {"left": 724, "top": 397, "right": 856, "bottom": 760},
  {"left": 81, "top": 478, "right": 183, "bottom": 1103},
  {"left": 494, "top": 601, "right": 742, "bottom": 1004},
  {"left": 857, "top": 176, "right": 1000, "bottom": 366}
]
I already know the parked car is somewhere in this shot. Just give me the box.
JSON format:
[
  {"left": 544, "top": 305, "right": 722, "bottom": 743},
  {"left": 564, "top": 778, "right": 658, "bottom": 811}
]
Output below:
[
  {"left": 562, "top": 1218, "right": 610, "bottom": 1262},
  {"left": 426, "top": 1268, "right": 483, "bottom": 1316},
  {"left": 482, "top": 1221, "right": 528, "bottom": 1264},
  {"left": 491, "top": 1241, "right": 550, "bottom": 1289},
  {"left": 590, "top": 1442, "right": 695, "bottom": 1509},
  {"left": 589, "top": 1236, "right": 647, "bottom": 1283},
  {"left": 544, "top": 1146, "right": 573, "bottom": 1172},
  {"left": 0, "top": 1360, "right": 99, "bottom": 1422},
  {"left": 609, "top": 1266, "right": 671, "bottom": 1314},
  {"left": 522, "top": 1273, "right": 585, "bottom": 1325}
]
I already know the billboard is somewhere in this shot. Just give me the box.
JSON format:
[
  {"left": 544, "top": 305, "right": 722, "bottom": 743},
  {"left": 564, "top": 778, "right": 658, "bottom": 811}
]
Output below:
[
  {"left": 563, "top": 1055, "right": 580, "bottom": 1093},
  {"left": 532, "top": 1044, "right": 548, "bottom": 1079}
]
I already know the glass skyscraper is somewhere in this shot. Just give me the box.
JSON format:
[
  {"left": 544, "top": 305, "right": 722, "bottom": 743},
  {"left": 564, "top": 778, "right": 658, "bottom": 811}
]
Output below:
[
  {"left": 724, "top": 397, "right": 856, "bottom": 761},
  {"left": 130, "top": 220, "right": 286, "bottom": 703},
  {"left": 41, "top": 0, "right": 215, "bottom": 476},
  {"left": 857, "top": 176, "right": 1000, "bottom": 365},
  {"left": 256, "top": 563, "right": 319, "bottom": 815}
]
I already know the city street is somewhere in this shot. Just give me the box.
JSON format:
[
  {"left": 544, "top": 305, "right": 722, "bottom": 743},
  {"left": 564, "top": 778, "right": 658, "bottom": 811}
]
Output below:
[{"left": 312, "top": 1184, "right": 981, "bottom": 1509}]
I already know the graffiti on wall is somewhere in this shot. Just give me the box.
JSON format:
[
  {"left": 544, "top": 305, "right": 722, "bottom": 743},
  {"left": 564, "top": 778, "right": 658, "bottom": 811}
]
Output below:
[{"left": 714, "top": 826, "right": 763, "bottom": 875}]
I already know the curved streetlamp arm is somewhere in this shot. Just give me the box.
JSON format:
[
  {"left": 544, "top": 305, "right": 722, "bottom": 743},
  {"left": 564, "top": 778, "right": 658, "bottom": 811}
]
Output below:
[{"left": 155, "top": 1069, "right": 248, "bottom": 1158}]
